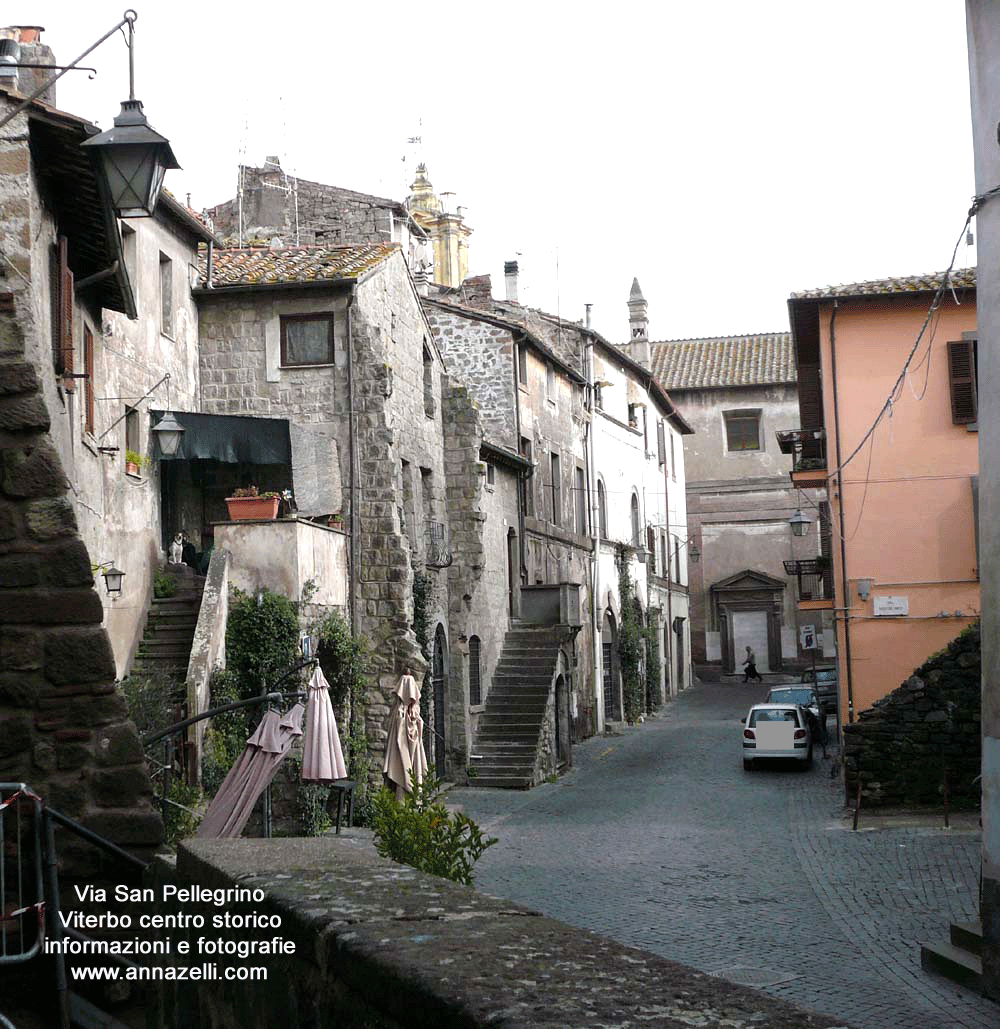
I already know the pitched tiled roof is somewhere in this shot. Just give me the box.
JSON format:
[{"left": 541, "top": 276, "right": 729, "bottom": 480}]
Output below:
[
  {"left": 650, "top": 333, "right": 794, "bottom": 389},
  {"left": 790, "top": 267, "right": 976, "bottom": 300},
  {"left": 198, "top": 243, "right": 398, "bottom": 288}
]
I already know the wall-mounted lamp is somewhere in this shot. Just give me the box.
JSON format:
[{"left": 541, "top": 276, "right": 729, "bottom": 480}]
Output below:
[
  {"left": 151, "top": 410, "right": 185, "bottom": 457},
  {"left": 788, "top": 509, "right": 812, "bottom": 537},
  {"left": 79, "top": 12, "right": 179, "bottom": 217},
  {"left": 856, "top": 578, "right": 874, "bottom": 601},
  {"left": 687, "top": 541, "right": 701, "bottom": 564},
  {"left": 94, "top": 561, "right": 125, "bottom": 595},
  {"left": 594, "top": 379, "right": 614, "bottom": 389}
]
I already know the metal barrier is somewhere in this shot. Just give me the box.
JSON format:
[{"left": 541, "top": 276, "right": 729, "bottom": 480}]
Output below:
[{"left": 0, "top": 783, "right": 147, "bottom": 1029}]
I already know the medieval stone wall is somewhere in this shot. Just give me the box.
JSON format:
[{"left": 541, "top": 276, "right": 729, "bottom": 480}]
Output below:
[
  {"left": 0, "top": 125, "right": 161, "bottom": 861},
  {"left": 423, "top": 305, "right": 517, "bottom": 448},
  {"left": 843, "top": 624, "right": 981, "bottom": 807}
]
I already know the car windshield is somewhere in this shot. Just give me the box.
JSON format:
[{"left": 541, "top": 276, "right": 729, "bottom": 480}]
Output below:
[
  {"left": 748, "top": 708, "right": 800, "bottom": 728},
  {"left": 769, "top": 689, "right": 814, "bottom": 705},
  {"left": 814, "top": 670, "right": 837, "bottom": 682}
]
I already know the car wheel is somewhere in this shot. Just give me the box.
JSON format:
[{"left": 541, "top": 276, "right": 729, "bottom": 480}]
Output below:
[{"left": 743, "top": 758, "right": 754, "bottom": 771}]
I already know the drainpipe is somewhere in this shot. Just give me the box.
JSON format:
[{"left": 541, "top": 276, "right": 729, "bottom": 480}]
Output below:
[
  {"left": 512, "top": 336, "right": 526, "bottom": 597},
  {"left": 585, "top": 331, "right": 603, "bottom": 731},
  {"left": 663, "top": 425, "right": 674, "bottom": 700},
  {"left": 828, "top": 300, "right": 856, "bottom": 725},
  {"left": 346, "top": 289, "right": 359, "bottom": 634}
]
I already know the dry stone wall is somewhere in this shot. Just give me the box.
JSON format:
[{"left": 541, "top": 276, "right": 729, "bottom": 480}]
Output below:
[{"left": 843, "top": 623, "right": 981, "bottom": 807}]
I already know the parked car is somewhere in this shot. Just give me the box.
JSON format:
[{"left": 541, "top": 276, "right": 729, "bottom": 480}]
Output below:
[
  {"left": 800, "top": 664, "right": 838, "bottom": 716},
  {"left": 741, "top": 703, "right": 813, "bottom": 771},
  {"left": 765, "top": 686, "right": 827, "bottom": 744}
]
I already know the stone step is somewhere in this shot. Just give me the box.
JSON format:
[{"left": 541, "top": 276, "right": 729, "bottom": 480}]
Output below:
[
  {"left": 480, "top": 712, "right": 546, "bottom": 726},
  {"left": 950, "top": 920, "right": 982, "bottom": 956},
  {"left": 146, "top": 608, "right": 199, "bottom": 625},
  {"left": 920, "top": 940, "right": 982, "bottom": 989},
  {"left": 137, "top": 641, "right": 193, "bottom": 659},
  {"left": 468, "top": 774, "right": 533, "bottom": 790},
  {"left": 491, "top": 672, "right": 553, "bottom": 685},
  {"left": 470, "top": 754, "right": 535, "bottom": 768},
  {"left": 470, "top": 741, "right": 537, "bottom": 754},
  {"left": 143, "top": 627, "right": 196, "bottom": 644}
]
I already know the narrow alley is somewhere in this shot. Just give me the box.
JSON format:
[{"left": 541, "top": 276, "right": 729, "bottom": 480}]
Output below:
[{"left": 450, "top": 682, "right": 994, "bottom": 1029}]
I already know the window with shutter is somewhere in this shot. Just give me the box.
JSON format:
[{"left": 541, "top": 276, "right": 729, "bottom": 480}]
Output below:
[
  {"left": 657, "top": 421, "right": 666, "bottom": 466},
  {"left": 51, "top": 236, "right": 73, "bottom": 380},
  {"left": 947, "top": 338, "right": 978, "bottom": 425},
  {"left": 469, "top": 635, "right": 482, "bottom": 706}
]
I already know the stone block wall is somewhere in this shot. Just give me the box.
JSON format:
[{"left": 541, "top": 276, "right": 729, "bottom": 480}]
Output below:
[
  {"left": 423, "top": 304, "right": 517, "bottom": 449},
  {"left": 843, "top": 623, "right": 981, "bottom": 807},
  {"left": 0, "top": 270, "right": 162, "bottom": 864}
]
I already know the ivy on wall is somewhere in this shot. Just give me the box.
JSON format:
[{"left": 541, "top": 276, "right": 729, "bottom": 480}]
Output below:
[
  {"left": 412, "top": 570, "right": 432, "bottom": 732},
  {"left": 645, "top": 612, "right": 661, "bottom": 714},
  {"left": 616, "top": 545, "right": 646, "bottom": 724}
]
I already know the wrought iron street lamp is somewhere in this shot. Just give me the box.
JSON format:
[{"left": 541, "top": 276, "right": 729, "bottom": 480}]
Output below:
[
  {"left": 789, "top": 509, "right": 812, "bottom": 537},
  {"left": 80, "top": 12, "right": 179, "bottom": 217},
  {"left": 150, "top": 410, "right": 184, "bottom": 457}
]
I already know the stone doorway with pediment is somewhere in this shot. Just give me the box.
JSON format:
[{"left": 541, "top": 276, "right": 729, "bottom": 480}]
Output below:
[{"left": 710, "top": 569, "right": 786, "bottom": 675}]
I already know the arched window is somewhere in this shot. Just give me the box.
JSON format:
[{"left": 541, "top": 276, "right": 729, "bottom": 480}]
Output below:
[
  {"left": 597, "top": 480, "right": 608, "bottom": 540},
  {"left": 469, "top": 635, "right": 482, "bottom": 706},
  {"left": 630, "top": 492, "right": 641, "bottom": 546}
]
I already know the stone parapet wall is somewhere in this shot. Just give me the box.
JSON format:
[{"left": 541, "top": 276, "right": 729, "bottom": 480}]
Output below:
[
  {"left": 150, "top": 836, "right": 848, "bottom": 1029},
  {"left": 843, "top": 624, "right": 981, "bottom": 807}
]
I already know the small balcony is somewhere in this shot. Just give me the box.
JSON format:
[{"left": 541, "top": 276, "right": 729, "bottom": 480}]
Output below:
[
  {"left": 425, "top": 521, "right": 453, "bottom": 569},
  {"left": 783, "top": 556, "right": 834, "bottom": 609},
  {"left": 775, "top": 428, "right": 828, "bottom": 488}
]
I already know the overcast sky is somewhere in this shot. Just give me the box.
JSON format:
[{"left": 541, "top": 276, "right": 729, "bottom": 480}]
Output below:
[{"left": 23, "top": 1, "right": 976, "bottom": 344}]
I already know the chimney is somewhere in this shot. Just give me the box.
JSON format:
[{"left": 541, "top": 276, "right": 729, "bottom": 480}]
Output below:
[
  {"left": 461, "top": 274, "right": 493, "bottom": 309},
  {"left": 584, "top": 303, "right": 592, "bottom": 329},
  {"left": 626, "top": 277, "right": 651, "bottom": 369},
  {"left": 504, "top": 260, "right": 519, "bottom": 303},
  {"left": 0, "top": 38, "right": 19, "bottom": 90}
]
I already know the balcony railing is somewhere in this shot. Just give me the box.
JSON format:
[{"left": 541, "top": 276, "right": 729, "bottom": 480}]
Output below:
[
  {"left": 783, "top": 556, "right": 834, "bottom": 602},
  {"left": 425, "top": 521, "right": 453, "bottom": 569},
  {"left": 776, "top": 428, "right": 827, "bottom": 485}
]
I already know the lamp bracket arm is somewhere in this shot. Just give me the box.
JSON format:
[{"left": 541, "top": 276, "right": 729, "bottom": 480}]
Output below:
[
  {"left": 0, "top": 12, "right": 135, "bottom": 135},
  {"left": 96, "top": 371, "right": 170, "bottom": 442}
]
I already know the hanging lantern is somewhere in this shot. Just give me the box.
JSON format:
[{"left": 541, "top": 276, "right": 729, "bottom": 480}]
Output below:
[{"left": 151, "top": 411, "right": 185, "bottom": 457}]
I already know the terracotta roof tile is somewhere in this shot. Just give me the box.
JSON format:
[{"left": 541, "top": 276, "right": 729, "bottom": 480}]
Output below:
[
  {"left": 199, "top": 243, "right": 398, "bottom": 288},
  {"left": 790, "top": 267, "right": 976, "bottom": 300},
  {"left": 650, "top": 333, "right": 795, "bottom": 389}
]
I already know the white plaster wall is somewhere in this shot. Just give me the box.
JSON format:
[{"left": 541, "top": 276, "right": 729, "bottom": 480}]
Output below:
[{"left": 26, "top": 183, "right": 201, "bottom": 676}]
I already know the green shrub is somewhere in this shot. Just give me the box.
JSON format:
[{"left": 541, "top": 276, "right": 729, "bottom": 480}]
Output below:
[
  {"left": 369, "top": 775, "right": 497, "bottom": 886},
  {"left": 153, "top": 567, "right": 178, "bottom": 599},
  {"left": 163, "top": 779, "right": 202, "bottom": 845},
  {"left": 201, "top": 668, "right": 248, "bottom": 794},
  {"left": 226, "top": 588, "right": 300, "bottom": 698}
]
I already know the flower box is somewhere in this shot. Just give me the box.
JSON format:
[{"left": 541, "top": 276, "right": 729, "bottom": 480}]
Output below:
[{"left": 225, "top": 495, "right": 280, "bottom": 521}]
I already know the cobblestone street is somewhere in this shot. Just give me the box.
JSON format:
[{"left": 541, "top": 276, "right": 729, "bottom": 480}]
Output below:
[{"left": 450, "top": 681, "right": 997, "bottom": 1029}]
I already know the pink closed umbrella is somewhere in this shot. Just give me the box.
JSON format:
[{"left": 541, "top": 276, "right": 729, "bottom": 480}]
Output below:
[
  {"left": 196, "top": 703, "right": 304, "bottom": 839},
  {"left": 382, "top": 674, "right": 428, "bottom": 800},
  {"left": 301, "top": 665, "right": 347, "bottom": 782}
]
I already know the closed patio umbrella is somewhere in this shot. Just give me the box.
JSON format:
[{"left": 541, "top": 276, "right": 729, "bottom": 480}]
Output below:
[
  {"left": 196, "top": 703, "right": 304, "bottom": 839},
  {"left": 382, "top": 674, "right": 428, "bottom": 800},
  {"left": 301, "top": 665, "right": 347, "bottom": 782}
]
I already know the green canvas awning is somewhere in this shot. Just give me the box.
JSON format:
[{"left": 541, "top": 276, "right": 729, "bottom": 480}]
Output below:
[{"left": 150, "top": 410, "right": 291, "bottom": 465}]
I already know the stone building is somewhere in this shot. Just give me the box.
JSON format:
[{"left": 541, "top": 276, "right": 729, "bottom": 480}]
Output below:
[
  {"left": 649, "top": 325, "right": 829, "bottom": 675},
  {"left": 0, "top": 37, "right": 164, "bottom": 864},
  {"left": 194, "top": 242, "right": 493, "bottom": 782},
  {"left": 204, "top": 157, "right": 432, "bottom": 278}
]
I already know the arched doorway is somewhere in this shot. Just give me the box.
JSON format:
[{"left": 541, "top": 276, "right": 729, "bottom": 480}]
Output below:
[
  {"left": 431, "top": 624, "right": 447, "bottom": 776},
  {"left": 554, "top": 672, "right": 571, "bottom": 768},
  {"left": 601, "top": 611, "right": 621, "bottom": 722}
]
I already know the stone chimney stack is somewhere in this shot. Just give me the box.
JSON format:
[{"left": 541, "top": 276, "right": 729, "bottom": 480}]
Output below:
[
  {"left": 626, "top": 277, "right": 651, "bottom": 369},
  {"left": 461, "top": 274, "right": 493, "bottom": 309},
  {"left": 504, "top": 260, "right": 519, "bottom": 303},
  {"left": 0, "top": 26, "right": 56, "bottom": 103}
]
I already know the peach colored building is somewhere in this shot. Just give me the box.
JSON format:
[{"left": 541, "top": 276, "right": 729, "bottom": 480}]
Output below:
[{"left": 785, "top": 270, "right": 979, "bottom": 722}]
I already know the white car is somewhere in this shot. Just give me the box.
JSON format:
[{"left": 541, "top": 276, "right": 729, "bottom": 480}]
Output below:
[{"left": 741, "top": 703, "right": 813, "bottom": 771}]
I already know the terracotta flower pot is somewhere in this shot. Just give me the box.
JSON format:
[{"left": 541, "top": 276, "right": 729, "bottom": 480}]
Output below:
[{"left": 225, "top": 496, "right": 280, "bottom": 521}]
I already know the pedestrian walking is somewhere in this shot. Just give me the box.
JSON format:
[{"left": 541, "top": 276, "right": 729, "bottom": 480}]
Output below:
[{"left": 742, "top": 645, "right": 762, "bottom": 682}]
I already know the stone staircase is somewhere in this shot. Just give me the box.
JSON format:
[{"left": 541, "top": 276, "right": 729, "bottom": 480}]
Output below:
[
  {"left": 921, "top": 919, "right": 983, "bottom": 990},
  {"left": 132, "top": 568, "right": 205, "bottom": 680},
  {"left": 469, "top": 625, "right": 562, "bottom": 789}
]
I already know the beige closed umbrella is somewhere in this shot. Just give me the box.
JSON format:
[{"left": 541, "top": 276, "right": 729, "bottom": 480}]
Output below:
[
  {"left": 382, "top": 674, "right": 428, "bottom": 800},
  {"left": 301, "top": 665, "right": 347, "bottom": 782},
  {"left": 196, "top": 703, "right": 304, "bottom": 839}
]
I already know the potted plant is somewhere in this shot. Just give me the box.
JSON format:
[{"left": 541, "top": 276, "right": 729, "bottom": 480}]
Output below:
[
  {"left": 125, "top": 449, "right": 148, "bottom": 476},
  {"left": 225, "top": 486, "right": 281, "bottom": 521}
]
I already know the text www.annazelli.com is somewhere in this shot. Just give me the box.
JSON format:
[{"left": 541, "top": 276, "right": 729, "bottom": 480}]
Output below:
[{"left": 70, "top": 964, "right": 266, "bottom": 981}]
